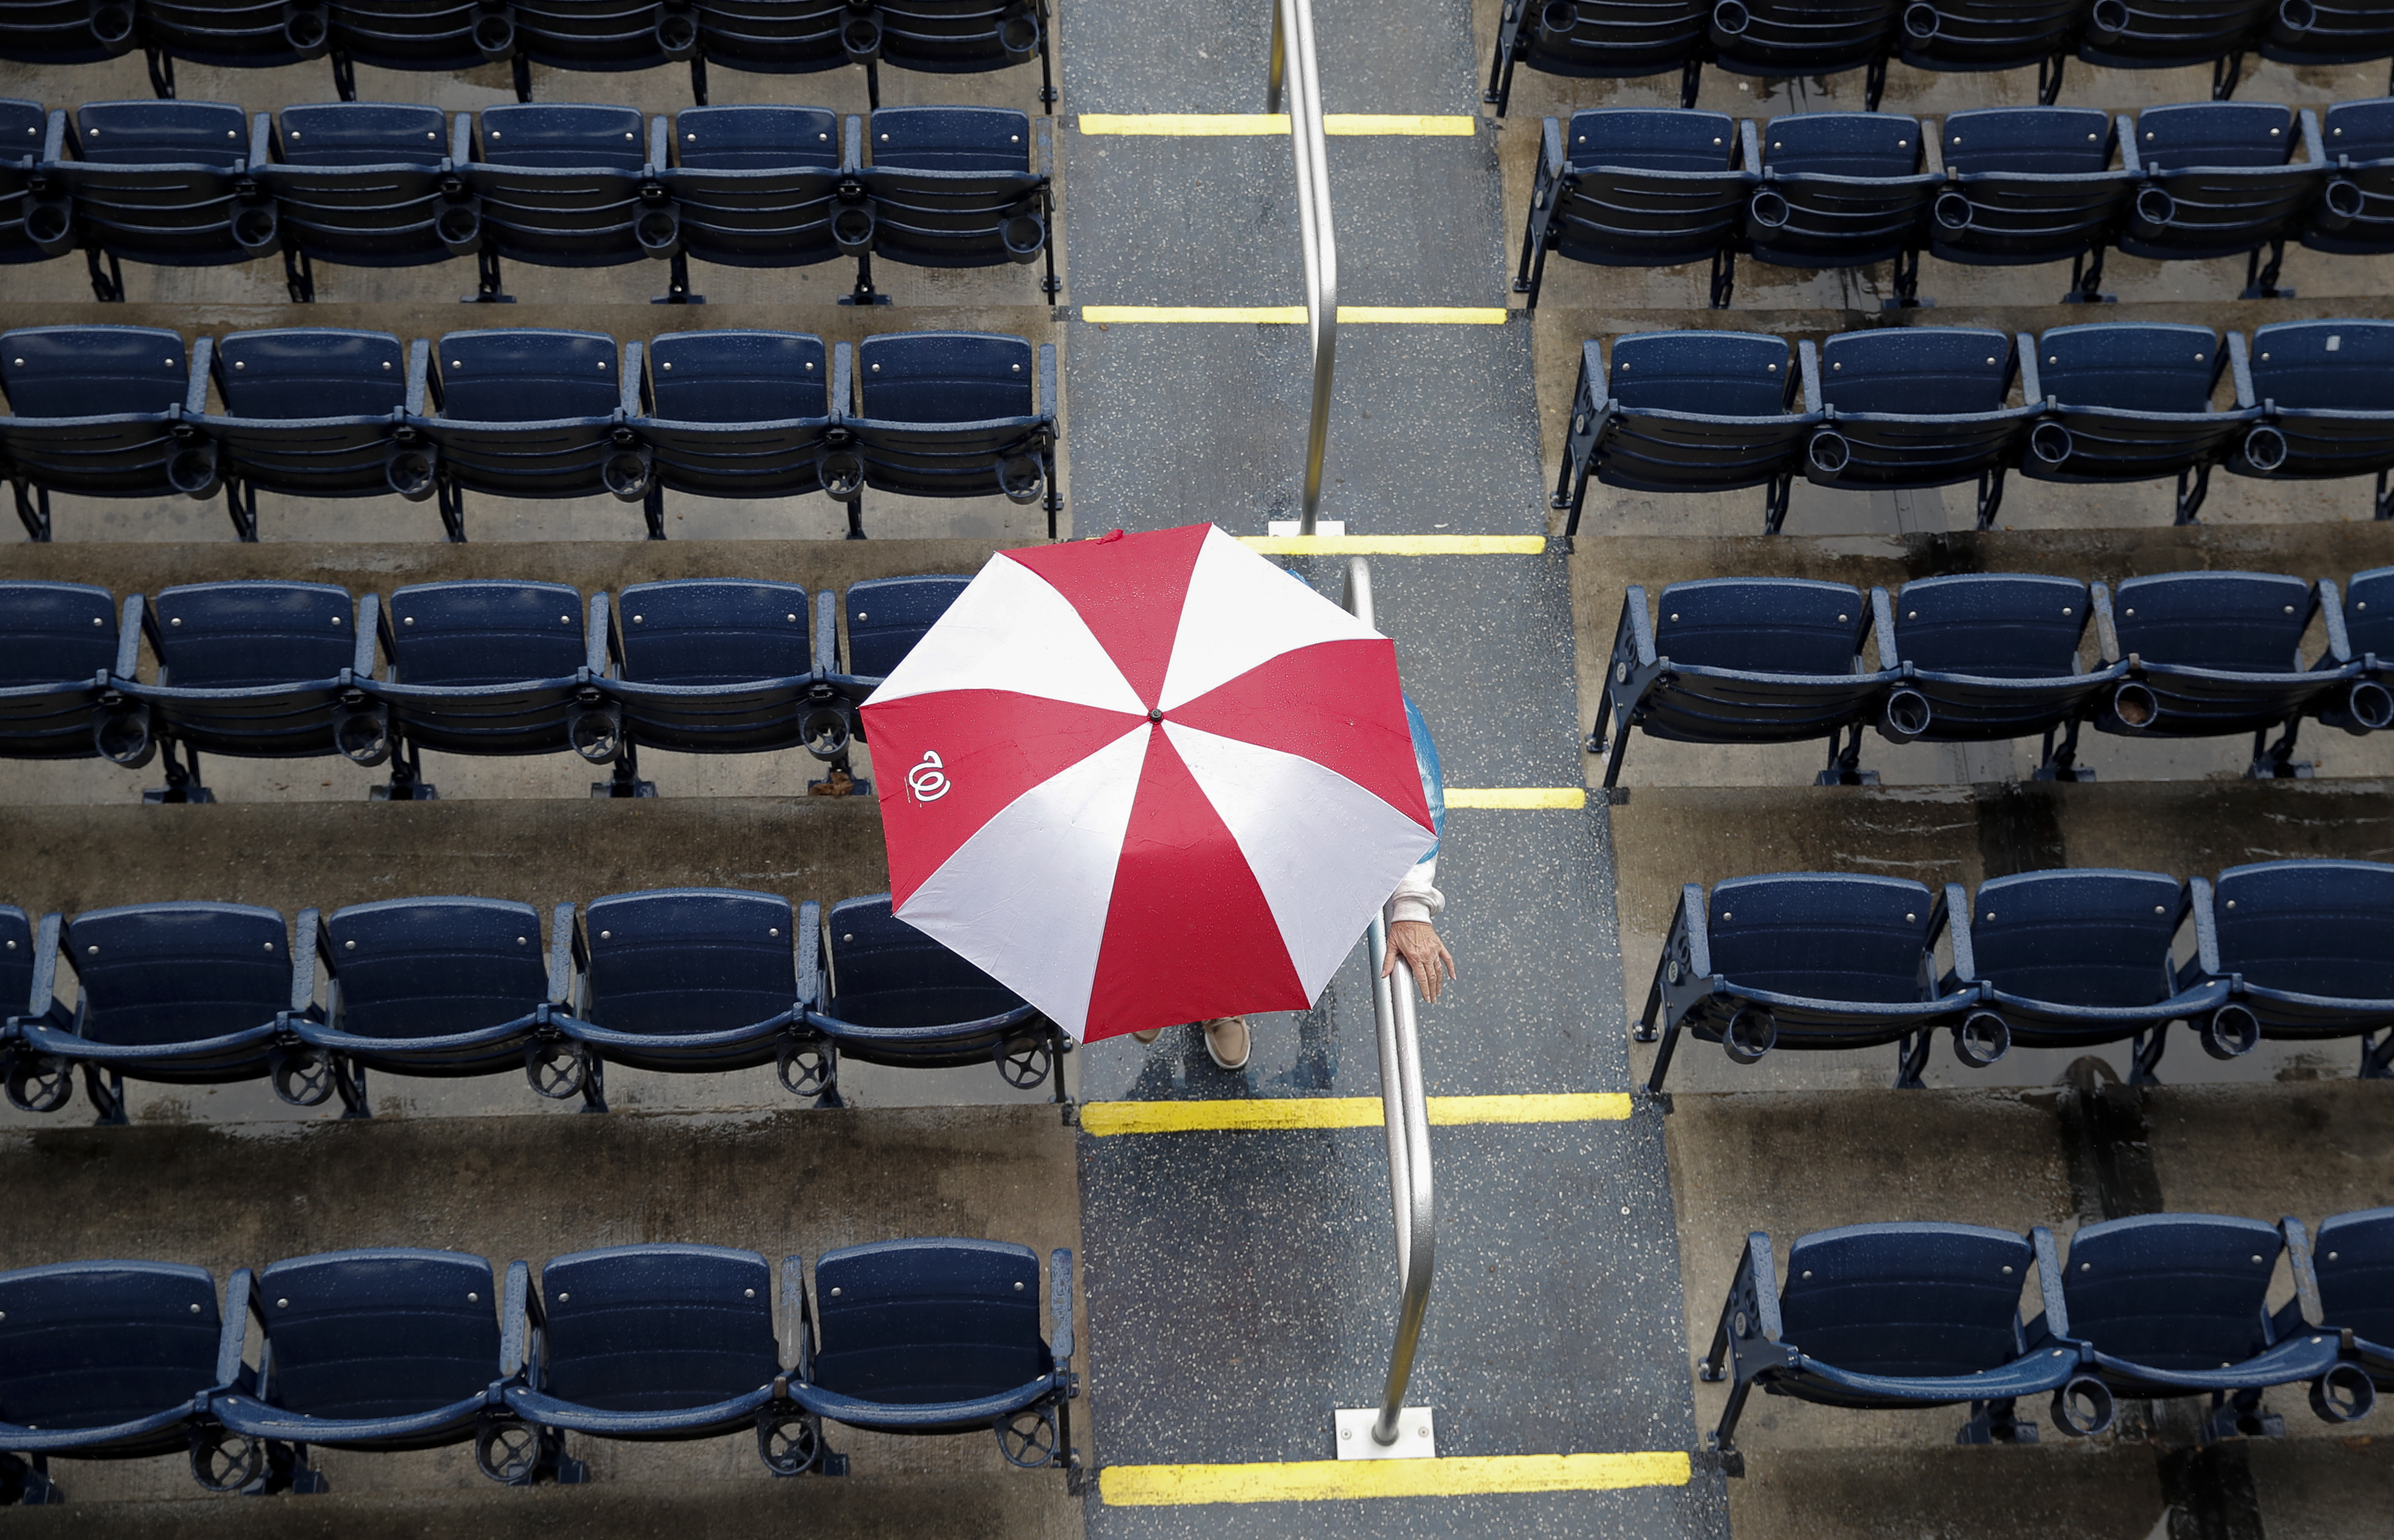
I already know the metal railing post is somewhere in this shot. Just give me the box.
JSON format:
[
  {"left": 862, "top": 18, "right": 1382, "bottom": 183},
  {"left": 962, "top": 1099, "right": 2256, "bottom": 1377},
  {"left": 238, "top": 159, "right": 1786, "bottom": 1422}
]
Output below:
[{"left": 1268, "top": 0, "right": 1336, "bottom": 537}]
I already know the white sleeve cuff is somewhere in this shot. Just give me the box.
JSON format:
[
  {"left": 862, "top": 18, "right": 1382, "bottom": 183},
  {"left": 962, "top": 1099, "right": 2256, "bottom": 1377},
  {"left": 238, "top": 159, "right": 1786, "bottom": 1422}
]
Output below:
[{"left": 1385, "top": 857, "right": 1443, "bottom": 925}]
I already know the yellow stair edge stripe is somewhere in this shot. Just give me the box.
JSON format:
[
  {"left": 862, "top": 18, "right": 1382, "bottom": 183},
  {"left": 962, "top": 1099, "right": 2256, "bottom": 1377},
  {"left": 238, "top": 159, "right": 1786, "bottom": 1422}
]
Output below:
[
  {"left": 1444, "top": 787, "right": 1588, "bottom": 810},
  {"left": 1341, "top": 306, "right": 1509, "bottom": 324},
  {"left": 1078, "top": 113, "right": 1477, "bottom": 136},
  {"left": 1079, "top": 1092, "right": 1632, "bottom": 1136},
  {"left": 1236, "top": 534, "right": 1546, "bottom": 555},
  {"left": 1079, "top": 305, "right": 1509, "bottom": 325},
  {"left": 1100, "top": 1450, "right": 1693, "bottom": 1505}
]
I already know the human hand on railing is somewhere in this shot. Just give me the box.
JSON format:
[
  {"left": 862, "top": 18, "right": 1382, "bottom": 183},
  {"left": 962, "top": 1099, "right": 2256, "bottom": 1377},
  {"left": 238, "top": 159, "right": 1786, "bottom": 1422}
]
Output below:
[{"left": 1383, "top": 920, "right": 1456, "bottom": 1006}]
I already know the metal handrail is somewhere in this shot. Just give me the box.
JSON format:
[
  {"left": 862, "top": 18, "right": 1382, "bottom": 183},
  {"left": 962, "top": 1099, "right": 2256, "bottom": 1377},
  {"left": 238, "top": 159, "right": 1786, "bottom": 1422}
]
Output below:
[
  {"left": 1267, "top": 0, "right": 1336, "bottom": 537},
  {"left": 1344, "top": 556, "right": 1435, "bottom": 1448}
]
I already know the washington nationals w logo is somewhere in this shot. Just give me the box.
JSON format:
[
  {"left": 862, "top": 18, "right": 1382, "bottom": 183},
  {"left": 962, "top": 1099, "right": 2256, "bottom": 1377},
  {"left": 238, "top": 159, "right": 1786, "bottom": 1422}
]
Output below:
[{"left": 907, "top": 750, "right": 951, "bottom": 804}]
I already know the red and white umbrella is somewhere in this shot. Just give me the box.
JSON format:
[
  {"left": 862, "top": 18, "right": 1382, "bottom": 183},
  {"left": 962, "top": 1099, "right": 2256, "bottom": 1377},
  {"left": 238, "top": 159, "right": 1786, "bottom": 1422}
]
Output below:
[{"left": 860, "top": 523, "right": 1436, "bottom": 1044}]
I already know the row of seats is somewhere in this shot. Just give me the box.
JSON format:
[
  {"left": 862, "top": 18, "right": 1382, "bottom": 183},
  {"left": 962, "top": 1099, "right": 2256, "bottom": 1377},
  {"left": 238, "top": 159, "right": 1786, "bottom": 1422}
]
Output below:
[
  {"left": 0, "top": 327, "right": 1061, "bottom": 542},
  {"left": 1701, "top": 1208, "right": 2393, "bottom": 1476},
  {"left": 1558, "top": 322, "right": 2394, "bottom": 537},
  {"left": 0, "top": 572, "right": 969, "bottom": 799},
  {"left": 0, "top": 98, "right": 1055, "bottom": 307},
  {"left": 1489, "top": 0, "right": 2392, "bottom": 116},
  {"left": 1640, "top": 859, "right": 2394, "bottom": 1090},
  {"left": 1597, "top": 569, "right": 2394, "bottom": 787},
  {"left": 0, "top": 0, "right": 1055, "bottom": 111},
  {"left": 0, "top": 1238, "right": 1076, "bottom": 1502},
  {"left": 1518, "top": 101, "right": 2394, "bottom": 310},
  {"left": 0, "top": 883, "right": 1063, "bottom": 1122}
]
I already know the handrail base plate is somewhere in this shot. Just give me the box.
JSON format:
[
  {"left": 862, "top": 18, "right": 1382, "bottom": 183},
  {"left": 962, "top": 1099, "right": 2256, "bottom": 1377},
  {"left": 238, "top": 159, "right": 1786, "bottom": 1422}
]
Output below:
[{"left": 1334, "top": 1405, "right": 1437, "bottom": 1460}]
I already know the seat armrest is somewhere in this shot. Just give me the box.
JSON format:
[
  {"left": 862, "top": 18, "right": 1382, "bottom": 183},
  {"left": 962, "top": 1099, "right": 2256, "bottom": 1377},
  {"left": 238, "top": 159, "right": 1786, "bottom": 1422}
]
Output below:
[
  {"left": 2281, "top": 1216, "right": 2325, "bottom": 1333},
  {"left": 15, "top": 912, "right": 62, "bottom": 1024},
  {"left": 1039, "top": 343, "right": 1059, "bottom": 429},
  {"left": 797, "top": 900, "right": 823, "bottom": 1013},
  {"left": 2227, "top": 331, "right": 2258, "bottom": 410},
  {"left": 185, "top": 336, "right": 214, "bottom": 416},
  {"left": 2318, "top": 578, "right": 2353, "bottom": 665},
  {"left": 618, "top": 341, "right": 643, "bottom": 419},
  {"left": 832, "top": 341, "right": 854, "bottom": 418},
  {"left": 2187, "top": 876, "right": 2224, "bottom": 978},
  {"left": 784, "top": 1254, "right": 815, "bottom": 1379},
  {"left": 39, "top": 108, "right": 64, "bottom": 165},
  {"left": 1623, "top": 584, "right": 1658, "bottom": 669},
  {"left": 2090, "top": 582, "right": 2123, "bottom": 666},
  {"left": 1740, "top": 119, "right": 1762, "bottom": 175},
  {"left": 648, "top": 114, "right": 670, "bottom": 171},
  {"left": 499, "top": 1258, "right": 536, "bottom": 1381},
  {"left": 1576, "top": 339, "right": 1608, "bottom": 415},
  {"left": 1049, "top": 1248, "right": 1075, "bottom": 1365},
  {"left": 405, "top": 338, "right": 432, "bottom": 417},
  {"left": 814, "top": 590, "right": 840, "bottom": 679},
  {"left": 1798, "top": 339, "right": 1822, "bottom": 414},
  {"left": 352, "top": 591, "right": 381, "bottom": 678},
  {"left": 1938, "top": 883, "right": 1975, "bottom": 981},
  {"left": 585, "top": 591, "right": 612, "bottom": 676},
  {"left": 1679, "top": 883, "right": 1712, "bottom": 979},
  {"left": 1869, "top": 587, "right": 1901, "bottom": 671},
  {"left": 451, "top": 112, "right": 476, "bottom": 166},
  {"left": 843, "top": 114, "right": 863, "bottom": 174},
  {"left": 2116, "top": 115, "right": 2141, "bottom": 174},
  {"left": 113, "top": 594, "right": 145, "bottom": 682},
  {"left": 287, "top": 909, "right": 319, "bottom": 1016},
  {"left": 2298, "top": 109, "right": 2326, "bottom": 170},
  {"left": 549, "top": 903, "right": 582, "bottom": 1005},
  {"left": 248, "top": 112, "right": 272, "bottom": 170},
  {"left": 2031, "top": 1226, "right": 2074, "bottom": 1344},
  {"left": 2015, "top": 333, "right": 2043, "bottom": 403},
  {"left": 216, "top": 1268, "right": 262, "bottom": 1391}
]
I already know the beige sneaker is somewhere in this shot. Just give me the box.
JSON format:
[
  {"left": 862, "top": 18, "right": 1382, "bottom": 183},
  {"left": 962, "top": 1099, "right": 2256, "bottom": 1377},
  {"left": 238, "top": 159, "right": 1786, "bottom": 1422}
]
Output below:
[
  {"left": 1129, "top": 1028, "right": 1162, "bottom": 1044},
  {"left": 1201, "top": 1016, "right": 1251, "bottom": 1071}
]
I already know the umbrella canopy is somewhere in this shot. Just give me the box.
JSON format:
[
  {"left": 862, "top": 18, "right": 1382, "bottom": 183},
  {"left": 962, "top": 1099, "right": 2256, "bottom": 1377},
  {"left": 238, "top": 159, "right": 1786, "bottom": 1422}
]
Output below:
[{"left": 860, "top": 523, "right": 1436, "bottom": 1044}]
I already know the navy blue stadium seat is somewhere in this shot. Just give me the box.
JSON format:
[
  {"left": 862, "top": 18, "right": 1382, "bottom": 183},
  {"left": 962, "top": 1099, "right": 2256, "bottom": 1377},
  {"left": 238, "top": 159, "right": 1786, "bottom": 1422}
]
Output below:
[
  {"left": 512, "top": 0, "right": 682, "bottom": 79},
  {"left": 656, "top": 106, "right": 851, "bottom": 287},
  {"left": 50, "top": 101, "right": 282, "bottom": 299},
  {"left": 0, "top": 324, "right": 219, "bottom": 540},
  {"left": 457, "top": 104, "right": 667, "bottom": 301},
  {"left": 99, "top": 581, "right": 376, "bottom": 801},
  {"left": 2307, "top": 98, "right": 2394, "bottom": 255},
  {"left": 5, "top": 901, "right": 312, "bottom": 1125},
  {"left": 1894, "top": 0, "right": 2082, "bottom": 94},
  {"left": 289, "top": 896, "right": 586, "bottom": 1114},
  {"left": 1801, "top": 328, "right": 2035, "bottom": 527},
  {"left": 1513, "top": 109, "right": 1753, "bottom": 311},
  {"left": 2091, "top": 571, "right": 2356, "bottom": 774},
  {"left": 256, "top": 103, "right": 473, "bottom": 293},
  {"left": 859, "top": 106, "right": 1051, "bottom": 305},
  {"left": 800, "top": 895, "right": 1060, "bottom": 1097},
  {"left": 2330, "top": 565, "right": 2394, "bottom": 731},
  {"left": 1870, "top": 572, "right": 2119, "bottom": 775},
  {"left": 556, "top": 887, "right": 828, "bottom": 1109},
  {"left": 1944, "top": 869, "right": 2242, "bottom": 1081},
  {"left": 2231, "top": 320, "right": 2394, "bottom": 516},
  {"left": 204, "top": 1249, "right": 513, "bottom": 1494},
  {"left": 1928, "top": 108, "right": 2139, "bottom": 298},
  {"left": 1743, "top": 113, "right": 1939, "bottom": 303},
  {"left": 195, "top": 329, "right": 411, "bottom": 535},
  {"left": 790, "top": 1238, "right": 1078, "bottom": 1475},
  {"left": 842, "top": 332, "right": 1060, "bottom": 537},
  {"left": 2308, "top": 1208, "right": 2394, "bottom": 1393},
  {"left": 2059, "top": 1213, "right": 2364, "bottom": 1441},
  {"left": 495, "top": 1244, "right": 811, "bottom": 1480},
  {"left": 139, "top": 0, "right": 336, "bottom": 101},
  {"left": 1554, "top": 332, "right": 1819, "bottom": 537},
  {"left": 0, "top": 1259, "right": 231, "bottom": 1503},
  {"left": 0, "top": 903, "right": 44, "bottom": 1021},
  {"left": 835, "top": 573, "right": 969, "bottom": 684},
  {"left": 0, "top": 0, "right": 138, "bottom": 65},
  {"left": 1591, "top": 578, "right": 1893, "bottom": 789},
  {"left": 2116, "top": 103, "right": 2325, "bottom": 297},
  {"left": 688, "top": 0, "right": 859, "bottom": 98},
  {"left": 329, "top": 0, "right": 523, "bottom": 82},
  {"left": 2017, "top": 323, "right": 2255, "bottom": 522},
  {"left": 1699, "top": 1222, "right": 2109, "bottom": 1475},
  {"left": 355, "top": 580, "right": 605, "bottom": 799},
  {"left": 2259, "top": 1, "right": 2394, "bottom": 76},
  {"left": 1485, "top": 0, "right": 1711, "bottom": 117},
  {"left": 1710, "top": 1, "right": 1900, "bottom": 109},
  {"left": 0, "top": 580, "right": 126, "bottom": 758},
  {"left": 627, "top": 329, "right": 848, "bottom": 534},
  {"left": 1639, "top": 873, "right": 1997, "bottom": 1091},
  {"left": 406, "top": 330, "right": 644, "bottom": 538},
  {"left": 2194, "top": 858, "right": 2394, "bottom": 1077},
  {"left": 2077, "top": 0, "right": 2273, "bottom": 93},
  {"left": 874, "top": 0, "right": 1052, "bottom": 100},
  {"left": 0, "top": 98, "right": 71, "bottom": 271}
]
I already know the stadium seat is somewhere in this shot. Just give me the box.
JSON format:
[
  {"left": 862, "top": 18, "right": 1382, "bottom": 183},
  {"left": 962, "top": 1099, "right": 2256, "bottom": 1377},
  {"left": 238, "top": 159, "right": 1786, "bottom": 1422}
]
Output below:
[
  {"left": 494, "top": 1244, "right": 815, "bottom": 1481},
  {"left": 2194, "top": 858, "right": 2394, "bottom": 1077},
  {"left": 1484, "top": 0, "right": 1711, "bottom": 117},
  {"left": 0, "top": 580, "right": 127, "bottom": 758},
  {"left": 202, "top": 1249, "right": 517, "bottom": 1494},
  {"left": 329, "top": 0, "right": 523, "bottom": 86},
  {"left": 256, "top": 103, "right": 473, "bottom": 296},
  {"left": 789, "top": 1238, "right": 1078, "bottom": 1476},
  {"left": 1699, "top": 1223, "right": 2109, "bottom": 1475},
  {"left": 2231, "top": 320, "right": 2394, "bottom": 517},
  {"left": 1800, "top": 327, "right": 2036, "bottom": 527},
  {"left": 874, "top": 0, "right": 1054, "bottom": 109},
  {"left": 858, "top": 105, "right": 1053, "bottom": 306},
  {"left": 555, "top": 888, "right": 830, "bottom": 1110},
  {"left": 512, "top": 0, "right": 684, "bottom": 82},
  {"left": 0, "top": 0, "right": 138, "bottom": 66},
  {"left": 1927, "top": 107, "right": 2139, "bottom": 300},
  {"left": 1894, "top": 0, "right": 2081, "bottom": 99},
  {"left": 799, "top": 895, "right": 1064, "bottom": 1099},
  {"left": 2091, "top": 571, "right": 2355, "bottom": 775},
  {"left": 287, "top": 896, "right": 589, "bottom": 1114},
  {"left": 4, "top": 901, "right": 312, "bottom": 1125},
  {"left": 841, "top": 332, "right": 1060, "bottom": 537},
  {"left": 138, "top": 1, "right": 337, "bottom": 99},
  {"left": 1590, "top": 578, "right": 1894, "bottom": 789},
  {"left": 1870, "top": 572, "right": 2119, "bottom": 777},
  {"left": 407, "top": 330, "right": 645, "bottom": 538},
  {"left": 1742, "top": 113, "right": 1940, "bottom": 304},
  {"left": 2307, "top": 1208, "right": 2394, "bottom": 1392},
  {"left": 834, "top": 572, "right": 969, "bottom": 682},
  {"left": 1710, "top": 0, "right": 1900, "bottom": 110},
  {"left": 592, "top": 578, "right": 845, "bottom": 794},
  {"left": 2307, "top": 98, "right": 2394, "bottom": 256},
  {"left": 2258, "top": 1, "right": 2394, "bottom": 83},
  {"left": 1637, "top": 873, "right": 1997, "bottom": 1092},
  {"left": 2116, "top": 103, "right": 2325, "bottom": 298},
  {"left": 2017, "top": 323, "right": 2255, "bottom": 522},
  {"left": 50, "top": 101, "right": 282, "bottom": 300},
  {"left": 457, "top": 104, "right": 666, "bottom": 302},
  {"left": 2059, "top": 1213, "right": 2367, "bottom": 1441},
  {"left": 0, "top": 324, "right": 217, "bottom": 540},
  {"left": 2077, "top": 0, "right": 2274, "bottom": 96},
  {"left": 350, "top": 579, "right": 603, "bottom": 800},
  {"left": 656, "top": 106, "right": 852, "bottom": 293},
  {"left": 196, "top": 328, "right": 412, "bottom": 529},
  {"left": 0, "top": 98, "right": 71, "bottom": 271},
  {"left": 627, "top": 329, "right": 851, "bottom": 534},
  {"left": 0, "top": 904, "right": 40, "bottom": 1022},
  {"left": 2327, "top": 565, "right": 2394, "bottom": 731},
  {"left": 98, "top": 581, "right": 377, "bottom": 802},
  {"left": 687, "top": 0, "right": 859, "bottom": 106},
  {"left": 1554, "top": 333, "right": 1819, "bottom": 538},
  {"left": 1513, "top": 109, "right": 1753, "bottom": 311},
  {"left": 0, "top": 1259, "right": 232, "bottom": 1504},
  {"left": 1944, "top": 868, "right": 2241, "bottom": 1081}
]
